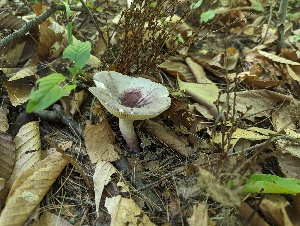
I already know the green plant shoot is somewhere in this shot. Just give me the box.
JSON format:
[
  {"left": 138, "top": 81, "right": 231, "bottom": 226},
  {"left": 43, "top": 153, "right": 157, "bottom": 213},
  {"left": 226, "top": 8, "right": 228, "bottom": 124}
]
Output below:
[{"left": 26, "top": 40, "right": 91, "bottom": 113}]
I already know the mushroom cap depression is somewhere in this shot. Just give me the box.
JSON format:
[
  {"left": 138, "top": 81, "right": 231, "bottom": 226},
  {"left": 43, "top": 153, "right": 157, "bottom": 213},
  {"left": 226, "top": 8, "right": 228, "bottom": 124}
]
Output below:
[{"left": 89, "top": 71, "right": 171, "bottom": 120}]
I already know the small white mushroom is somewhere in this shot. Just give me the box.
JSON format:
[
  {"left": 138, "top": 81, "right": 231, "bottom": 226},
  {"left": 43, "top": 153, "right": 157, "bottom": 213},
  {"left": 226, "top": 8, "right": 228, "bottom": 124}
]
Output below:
[{"left": 89, "top": 71, "right": 171, "bottom": 152}]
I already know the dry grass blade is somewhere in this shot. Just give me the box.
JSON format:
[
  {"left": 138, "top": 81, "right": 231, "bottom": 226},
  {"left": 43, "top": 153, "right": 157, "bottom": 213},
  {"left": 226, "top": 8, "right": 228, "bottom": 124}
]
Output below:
[{"left": 0, "top": 152, "right": 68, "bottom": 226}]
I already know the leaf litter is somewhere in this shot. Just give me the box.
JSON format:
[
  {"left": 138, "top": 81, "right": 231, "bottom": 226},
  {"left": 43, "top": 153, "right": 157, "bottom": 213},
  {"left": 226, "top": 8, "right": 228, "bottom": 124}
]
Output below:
[{"left": 2, "top": 0, "right": 300, "bottom": 225}]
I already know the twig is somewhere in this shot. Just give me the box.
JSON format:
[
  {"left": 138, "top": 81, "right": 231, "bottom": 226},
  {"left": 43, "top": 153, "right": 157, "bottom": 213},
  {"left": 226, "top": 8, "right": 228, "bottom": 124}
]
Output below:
[
  {"left": 0, "top": 3, "right": 90, "bottom": 50},
  {"left": 78, "top": 0, "right": 107, "bottom": 49},
  {"left": 33, "top": 104, "right": 84, "bottom": 139},
  {"left": 45, "top": 135, "right": 95, "bottom": 198}
]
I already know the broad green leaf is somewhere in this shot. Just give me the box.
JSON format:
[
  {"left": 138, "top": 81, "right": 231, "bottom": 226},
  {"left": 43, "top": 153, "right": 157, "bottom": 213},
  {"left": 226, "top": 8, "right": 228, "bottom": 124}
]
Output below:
[
  {"left": 242, "top": 174, "right": 300, "bottom": 195},
  {"left": 26, "top": 73, "right": 76, "bottom": 113},
  {"left": 200, "top": 10, "right": 215, "bottom": 23},
  {"left": 62, "top": 40, "right": 91, "bottom": 70}
]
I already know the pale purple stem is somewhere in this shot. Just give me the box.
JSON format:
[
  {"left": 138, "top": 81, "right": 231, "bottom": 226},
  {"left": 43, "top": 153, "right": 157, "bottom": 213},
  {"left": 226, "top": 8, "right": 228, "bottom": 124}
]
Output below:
[{"left": 118, "top": 119, "right": 140, "bottom": 152}]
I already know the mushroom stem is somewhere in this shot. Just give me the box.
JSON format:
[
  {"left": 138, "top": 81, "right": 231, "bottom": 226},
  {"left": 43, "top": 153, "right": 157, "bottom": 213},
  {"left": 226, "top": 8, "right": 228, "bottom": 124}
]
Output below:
[{"left": 119, "top": 119, "right": 140, "bottom": 152}]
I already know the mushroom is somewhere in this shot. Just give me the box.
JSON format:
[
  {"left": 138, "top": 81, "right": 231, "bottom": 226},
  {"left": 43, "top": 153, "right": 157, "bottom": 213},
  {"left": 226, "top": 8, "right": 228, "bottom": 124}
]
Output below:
[{"left": 89, "top": 71, "right": 171, "bottom": 152}]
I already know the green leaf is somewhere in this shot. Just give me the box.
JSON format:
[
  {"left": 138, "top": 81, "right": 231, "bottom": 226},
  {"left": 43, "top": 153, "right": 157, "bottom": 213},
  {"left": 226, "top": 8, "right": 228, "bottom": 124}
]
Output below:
[
  {"left": 242, "top": 174, "right": 300, "bottom": 195},
  {"left": 62, "top": 40, "right": 91, "bottom": 71},
  {"left": 190, "top": 0, "right": 203, "bottom": 10},
  {"left": 200, "top": 10, "right": 215, "bottom": 23},
  {"left": 26, "top": 73, "right": 76, "bottom": 113}
]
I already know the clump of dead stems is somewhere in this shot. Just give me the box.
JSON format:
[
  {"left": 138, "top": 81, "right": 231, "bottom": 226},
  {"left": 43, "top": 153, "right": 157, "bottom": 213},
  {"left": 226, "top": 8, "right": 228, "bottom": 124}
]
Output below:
[{"left": 104, "top": 0, "right": 195, "bottom": 74}]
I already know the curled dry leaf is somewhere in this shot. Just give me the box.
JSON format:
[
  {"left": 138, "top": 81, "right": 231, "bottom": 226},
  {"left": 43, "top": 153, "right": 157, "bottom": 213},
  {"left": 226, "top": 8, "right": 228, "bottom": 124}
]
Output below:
[
  {"left": 105, "top": 195, "right": 155, "bottom": 226},
  {"left": 8, "top": 121, "right": 41, "bottom": 187},
  {"left": 38, "top": 22, "right": 65, "bottom": 60},
  {"left": 0, "top": 108, "right": 8, "bottom": 132},
  {"left": 259, "top": 195, "right": 292, "bottom": 226},
  {"left": 258, "top": 50, "right": 300, "bottom": 66},
  {"left": 158, "top": 59, "right": 195, "bottom": 82},
  {"left": 84, "top": 102, "right": 119, "bottom": 163},
  {"left": 93, "top": 160, "right": 117, "bottom": 217},
  {"left": 0, "top": 131, "right": 15, "bottom": 181},
  {"left": 178, "top": 77, "right": 222, "bottom": 120},
  {"left": 0, "top": 152, "right": 68, "bottom": 226},
  {"left": 185, "top": 57, "right": 208, "bottom": 83}
]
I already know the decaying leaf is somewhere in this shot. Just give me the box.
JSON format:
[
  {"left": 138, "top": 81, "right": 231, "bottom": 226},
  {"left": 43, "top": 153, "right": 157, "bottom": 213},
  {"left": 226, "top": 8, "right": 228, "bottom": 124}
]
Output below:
[
  {"left": 0, "top": 152, "right": 68, "bottom": 226},
  {"left": 93, "top": 160, "right": 117, "bottom": 217},
  {"left": 84, "top": 103, "right": 119, "bottom": 163},
  {"left": 3, "top": 75, "right": 36, "bottom": 107},
  {"left": 105, "top": 195, "right": 155, "bottom": 226},
  {"left": 0, "top": 108, "right": 8, "bottom": 132},
  {"left": 178, "top": 77, "right": 222, "bottom": 120},
  {"left": 8, "top": 121, "right": 41, "bottom": 186},
  {"left": 258, "top": 50, "right": 300, "bottom": 66},
  {"left": 0, "top": 131, "right": 15, "bottom": 181},
  {"left": 259, "top": 195, "right": 292, "bottom": 226},
  {"left": 144, "top": 120, "right": 192, "bottom": 157}
]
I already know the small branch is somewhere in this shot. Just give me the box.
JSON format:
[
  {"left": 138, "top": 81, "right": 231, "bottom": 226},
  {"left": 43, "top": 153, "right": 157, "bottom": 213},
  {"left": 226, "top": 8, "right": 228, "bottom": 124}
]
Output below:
[
  {"left": 0, "top": 3, "right": 90, "bottom": 50},
  {"left": 78, "top": 0, "right": 107, "bottom": 48},
  {"left": 0, "top": 3, "right": 58, "bottom": 49},
  {"left": 33, "top": 104, "right": 84, "bottom": 139}
]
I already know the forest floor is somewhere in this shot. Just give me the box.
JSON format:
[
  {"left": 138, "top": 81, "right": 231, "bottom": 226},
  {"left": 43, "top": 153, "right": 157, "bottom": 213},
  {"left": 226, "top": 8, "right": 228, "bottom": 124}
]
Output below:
[{"left": 1, "top": 0, "right": 300, "bottom": 225}]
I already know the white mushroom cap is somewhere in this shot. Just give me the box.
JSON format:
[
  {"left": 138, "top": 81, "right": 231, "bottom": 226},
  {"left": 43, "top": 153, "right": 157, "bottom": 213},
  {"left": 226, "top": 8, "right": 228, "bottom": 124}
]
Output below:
[{"left": 89, "top": 71, "right": 171, "bottom": 120}]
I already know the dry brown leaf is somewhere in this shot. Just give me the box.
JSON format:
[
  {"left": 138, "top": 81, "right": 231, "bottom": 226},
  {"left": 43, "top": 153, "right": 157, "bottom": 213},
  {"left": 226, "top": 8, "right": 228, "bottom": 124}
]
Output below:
[
  {"left": 0, "top": 178, "right": 8, "bottom": 210},
  {"left": 93, "top": 160, "right": 118, "bottom": 217},
  {"left": 95, "top": 37, "right": 107, "bottom": 58},
  {"left": 277, "top": 153, "right": 300, "bottom": 179},
  {"left": 158, "top": 59, "right": 195, "bottom": 82},
  {"left": 259, "top": 195, "right": 292, "bottom": 226},
  {"left": 187, "top": 203, "right": 208, "bottom": 226},
  {"left": 0, "top": 108, "right": 8, "bottom": 132},
  {"left": 185, "top": 57, "right": 208, "bottom": 83},
  {"left": 144, "top": 120, "right": 192, "bottom": 157},
  {"left": 36, "top": 211, "right": 72, "bottom": 226},
  {"left": 84, "top": 121, "right": 118, "bottom": 162},
  {"left": 8, "top": 121, "right": 41, "bottom": 187},
  {"left": 258, "top": 50, "right": 300, "bottom": 66},
  {"left": 0, "top": 151, "right": 68, "bottom": 226},
  {"left": 0, "top": 12, "right": 38, "bottom": 67},
  {"left": 220, "top": 89, "right": 294, "bottom": 122},
  {"left": 105, "top": 195, "right": 155, "bottom": 226},
  {"left": 237, "top": 201, "right": 269, "bottom": 226},
  {"left": 178, "top": 77, "right": 222, "bottom": 120},
  {"left": 37, "top": 22, "right": 65, "bottom": 60},
  {"left": 0, "top": 131, "right": 16, "bottom": 181},
  {"left": 3, "top": 75, "right": 36, "bottom": 106}
]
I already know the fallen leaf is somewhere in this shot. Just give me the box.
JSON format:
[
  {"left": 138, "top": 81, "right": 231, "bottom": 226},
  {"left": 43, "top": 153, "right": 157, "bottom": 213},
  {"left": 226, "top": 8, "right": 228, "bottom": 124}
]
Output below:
[
  {"left": 93, "top": 160, "right": 117, "bottom": 217},
  {"left": 105, "top": 195, "right": 155, "bottom": 226},
  {"left": 0, "top": 152, "right": 68, "bottom": 226},
  {"left": 8, "top": 121, "right": 41, "bottom": 187}
]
